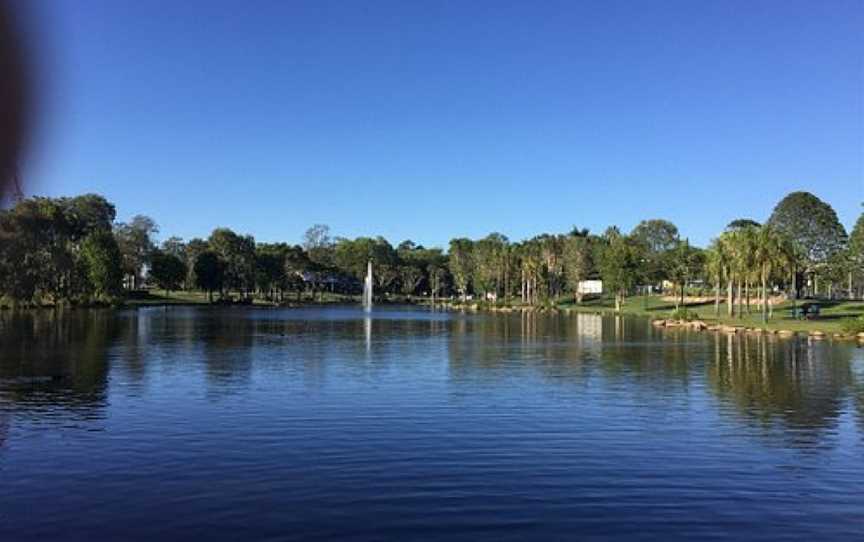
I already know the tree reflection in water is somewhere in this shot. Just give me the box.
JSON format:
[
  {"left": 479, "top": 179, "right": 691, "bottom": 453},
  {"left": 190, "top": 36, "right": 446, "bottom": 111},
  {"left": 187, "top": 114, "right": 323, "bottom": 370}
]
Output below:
[{"left": 0, "top": 307, "right": 861, "bottom": 450}]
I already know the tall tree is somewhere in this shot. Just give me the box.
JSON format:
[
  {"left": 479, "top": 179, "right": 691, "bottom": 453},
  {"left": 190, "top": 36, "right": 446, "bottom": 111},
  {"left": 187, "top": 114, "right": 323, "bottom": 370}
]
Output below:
[
  {"left": 284, "top": 245, "right": 311, "bottom": 300},
  {"left": 161, "top": 236, "right": 186, "bottom": 259},
  {"left": 725, "top": 218, "right": 761, "bottom": 231},
  {"left": 562, "top": 234, "right": 594, "bottom": 303},
  {"left": 194, "top": 251, "right": 224, "bottom": 302},
  {"left": 473, "top": 233, "right": 509, "bottom": 300},
  {"left": 61, "top": 194, "right": 116, "bottom": 238},
  {"left": 80, "top": 230, "right": 123, "bottom": 302},
  {"left": 704, "top": 241, "right": 728, "bottom": 316},
  {"left": 448, "top": 238, "right": 474, "bottom": 300},
  {"left": 752, "top": 226, "right": 788, "bottom": 322},
  {"left": 631, "top": 219, "right": 679, "bottom": 253},
  {"left": 208, "top": 228, "right": 256, "bottom": 297},
  {"left": 114, "top": 215, "right": 158, "bottom": 290},
  {"left": 183, "top": 238, "right": 209, "bottom": 290},
  {"left": 666, "top": 239, "right": 703, "bottom": 310},
  {"left": 767, "top": 191, "right": 847, "bottom": 296},
  {"left": 631, "top": 219, "right": 679, "bottom": 286},
  {"left": 846, "top": 207, "right": 864, "bottom": 299},
  {"left": 149, "top": 250, "right": 187, "bottom": 295},
  {"left": 303, "top": 224, "right": 334, "bottom": 267},
  {"left": 599, "top": 235, "right": 641, "bottom": 312}
]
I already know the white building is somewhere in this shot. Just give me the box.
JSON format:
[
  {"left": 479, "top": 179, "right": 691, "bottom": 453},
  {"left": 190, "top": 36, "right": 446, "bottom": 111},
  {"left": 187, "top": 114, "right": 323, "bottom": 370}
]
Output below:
[{"left": 577, "top": 280, "right": 603, "bottom": 295}]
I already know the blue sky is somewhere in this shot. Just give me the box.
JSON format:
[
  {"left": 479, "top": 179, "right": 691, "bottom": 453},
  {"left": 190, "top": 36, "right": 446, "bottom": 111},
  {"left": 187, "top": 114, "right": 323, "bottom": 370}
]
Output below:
[{"left": 21, "top": 0, "right": 864, "bottom": 248}]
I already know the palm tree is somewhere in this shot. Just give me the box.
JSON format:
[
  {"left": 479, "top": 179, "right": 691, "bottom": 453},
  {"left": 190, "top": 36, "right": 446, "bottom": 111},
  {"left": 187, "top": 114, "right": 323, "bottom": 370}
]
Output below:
[
  {"left": 727, "top": 227, "right": 757, "bottom": 319},
  {"left": 716, "top": 233, "right": 736, "bottom": 317},
  {"left": 754, "top": 225, "right": 784, "bottom": 323},
  {"left": 705, "top": 241, "right": 729, "bottom": 317}
]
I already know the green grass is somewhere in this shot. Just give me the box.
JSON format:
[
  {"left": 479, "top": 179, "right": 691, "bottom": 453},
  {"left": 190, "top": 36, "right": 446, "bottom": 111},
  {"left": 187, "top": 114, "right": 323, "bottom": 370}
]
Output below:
[
  {"left": 557, "top": 295, "right": 864, "bottom": 334},
  {"left": 124, "top": 290, "right": 213, "bottom": 306}
]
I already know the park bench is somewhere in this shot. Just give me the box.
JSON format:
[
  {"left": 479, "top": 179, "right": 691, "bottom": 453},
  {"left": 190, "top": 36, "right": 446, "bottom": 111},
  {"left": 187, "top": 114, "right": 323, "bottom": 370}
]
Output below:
[{"left": 793, "top": 303, "right": 820, "bottom": 320}]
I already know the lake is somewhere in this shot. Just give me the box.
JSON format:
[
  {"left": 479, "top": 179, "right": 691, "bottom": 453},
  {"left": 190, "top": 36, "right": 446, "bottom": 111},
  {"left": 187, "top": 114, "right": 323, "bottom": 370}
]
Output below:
[{"left": 1, "top": 306, "right": 862, "bottom": 541}]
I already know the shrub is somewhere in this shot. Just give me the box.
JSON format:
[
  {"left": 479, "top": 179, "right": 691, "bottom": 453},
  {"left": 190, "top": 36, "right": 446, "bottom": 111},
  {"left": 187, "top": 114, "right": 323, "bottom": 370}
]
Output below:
[
  {"left": 670, "top": 307, "right": 697, "bottom": 321},
  {"left": 840, "top": 316, "right": 864, "bottom": 335}
]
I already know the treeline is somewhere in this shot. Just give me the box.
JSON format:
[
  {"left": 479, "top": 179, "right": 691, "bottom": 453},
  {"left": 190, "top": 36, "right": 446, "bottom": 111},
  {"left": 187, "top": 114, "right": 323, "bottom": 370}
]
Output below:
[{"left": 1, "top": 191, "right": 862, "bottom": 318}]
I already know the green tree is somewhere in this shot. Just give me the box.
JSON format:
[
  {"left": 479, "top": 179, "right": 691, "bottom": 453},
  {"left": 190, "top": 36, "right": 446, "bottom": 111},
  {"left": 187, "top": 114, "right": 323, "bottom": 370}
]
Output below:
[
  {"left": 284, "top": 245, "right": 311, "bottom": 300},
  {"left": 114, "top": 215, "right": 158, "bottom": 290},
  {"left": 61, "top": 194, "right": 116, "bottom": 238},
  {"left": 161, "top": 236, "right": 186, "bottom": 259},
  {"left": 303, "top": 224, "right": 334, "bottom": 268},
  {"left": 194, "top": 251, "right": 224, "bottom": 302},
  {"left": 562, "top": 234, "right": 594, "bottom": 303},
  {"left": 255, "top": 244, "right": 288, "bottom": 301},
  {"left": 767, "top": 191, "right": 847, "bottom": 296},
  {"left": 149, "top": 250, "right": 187, "bottom": 295},
  {"left": 631, "top": 219, "right": 679, "bottom": 285},
  {"left": 398, "top": 264, "right": 423, "bottom": 297},
  {"left": 599, "top": 234, "right": 641, "bottom": 312},
  {"left": 183, "top": 238, "right": 209, "bottom": 290},
  {"left": 208, "top": 228, "right": 256, "bottom": 298},
  {"left": 848, "top": 208, "right": 864, "bottom": 299},
  {"left": 666, "top": 239, "right": 703, "bottom": 310},
  {"left": 704, "top": 241, "right": 729, "bottom": 316},
  {"left": 726, "top": 218, "right": 761, "bottom": 231},
  {"left": 448, "top": 238, "right": 474, "bottom": 300},
  {"left": 726, "top": 225, "right": 758, "bottom": 317},
  {"left": 80, "top": 230, "right": 123, "bottom": 302},
  {"left": 473, "top": 233, "right": 509, "bottom": 300}
]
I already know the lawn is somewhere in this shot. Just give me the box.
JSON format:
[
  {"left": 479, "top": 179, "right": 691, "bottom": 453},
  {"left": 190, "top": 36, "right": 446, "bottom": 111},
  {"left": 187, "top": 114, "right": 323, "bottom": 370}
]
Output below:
[{"left": 559, "top": 295, "right": 864, "bottom": 334}]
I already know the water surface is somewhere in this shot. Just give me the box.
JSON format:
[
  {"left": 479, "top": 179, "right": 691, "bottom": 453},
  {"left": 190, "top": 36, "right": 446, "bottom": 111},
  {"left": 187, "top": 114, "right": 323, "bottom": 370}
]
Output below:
[{"left": 1, "top": 306, "right": 862, "bottom": 540}]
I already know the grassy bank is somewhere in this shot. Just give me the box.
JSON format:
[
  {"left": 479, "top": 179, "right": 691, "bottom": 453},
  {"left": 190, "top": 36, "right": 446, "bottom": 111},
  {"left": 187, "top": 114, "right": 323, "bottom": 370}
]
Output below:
[{"left": 558, "top": 295, "right": 864, "bottom": 334}]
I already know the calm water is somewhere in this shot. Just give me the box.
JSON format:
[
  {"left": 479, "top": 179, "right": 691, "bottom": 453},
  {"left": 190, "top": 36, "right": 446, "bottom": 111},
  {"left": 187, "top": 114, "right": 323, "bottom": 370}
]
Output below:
[{"left": 1, "top": 306, "right": 863, "bottom": 541}]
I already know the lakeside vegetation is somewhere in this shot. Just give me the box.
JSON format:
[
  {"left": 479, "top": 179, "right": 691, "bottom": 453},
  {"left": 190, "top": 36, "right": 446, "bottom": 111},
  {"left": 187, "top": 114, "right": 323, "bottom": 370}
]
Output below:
[{"left": 1, "top": 190, "right": 862, "bottom": 333}]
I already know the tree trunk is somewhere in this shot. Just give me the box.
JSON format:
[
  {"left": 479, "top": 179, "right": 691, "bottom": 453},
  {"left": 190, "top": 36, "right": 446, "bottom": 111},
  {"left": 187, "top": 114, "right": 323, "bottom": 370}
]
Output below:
[
  {"left": 727, "top": 278, "right": 734, "bottom": 317},
  {"left": 761, "top": 274, "right": 768, "bottom": 323},
  {"left": 714, "top": 279, "right": 720, "bottom": 316},
  {"left": 736, "top": 281, "right": 743, "bottom": 319}
]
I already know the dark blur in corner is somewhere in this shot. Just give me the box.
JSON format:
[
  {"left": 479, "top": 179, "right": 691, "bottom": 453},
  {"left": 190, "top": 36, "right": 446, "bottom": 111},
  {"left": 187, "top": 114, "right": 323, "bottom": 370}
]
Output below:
[{"left": 0, "top": 0, "right": 31, "bottom": 204}]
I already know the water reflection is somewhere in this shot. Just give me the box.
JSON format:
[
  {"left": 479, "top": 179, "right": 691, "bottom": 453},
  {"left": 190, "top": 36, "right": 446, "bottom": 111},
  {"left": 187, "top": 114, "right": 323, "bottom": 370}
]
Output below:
[
  {"left": 1, "top": 307, "right": 863, "bottom": 540},
  {"left": 0, "top": 307, "right": 861, "bottom": 448},
  {"left": 0, "top": 309, "right": 121, "bottom": 421},
  {"left": 707, "top": 332, "right": 854, "bottom": 447}
]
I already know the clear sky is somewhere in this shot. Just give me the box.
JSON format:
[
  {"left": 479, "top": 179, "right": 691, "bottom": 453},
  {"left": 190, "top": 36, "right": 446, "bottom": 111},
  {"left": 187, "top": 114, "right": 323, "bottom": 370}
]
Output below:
[{"left": 20, "top": 0, "right": 864, "bottom": 248}]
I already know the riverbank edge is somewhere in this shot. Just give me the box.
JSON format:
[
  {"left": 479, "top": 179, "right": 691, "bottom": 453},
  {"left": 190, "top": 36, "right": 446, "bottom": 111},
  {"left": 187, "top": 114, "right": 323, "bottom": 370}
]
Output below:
[
  {"left": 5, "top": 294, "right": 863, "bottom": 341},
  {"left": 437, "top": 301, "right": 864, "bottom": 341}
]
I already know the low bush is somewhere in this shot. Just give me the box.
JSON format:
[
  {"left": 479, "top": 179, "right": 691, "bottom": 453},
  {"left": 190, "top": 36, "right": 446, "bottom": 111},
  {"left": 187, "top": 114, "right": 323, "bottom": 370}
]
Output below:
[
  {"left": 669, "top": 307, "right": 698, "bottom": 321},
  {"left": 840, "top": 316, "right": 864, "bottom": 335}
]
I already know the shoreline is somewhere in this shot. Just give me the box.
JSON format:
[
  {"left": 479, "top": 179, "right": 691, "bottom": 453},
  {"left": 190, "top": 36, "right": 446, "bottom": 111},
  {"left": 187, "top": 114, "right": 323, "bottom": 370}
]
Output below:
[
  {"left": 440, "top": 296, "right": 864, "bottom": 340},
  {"left": 4, "top": 293, "right": 864, "bottom": 341}
]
